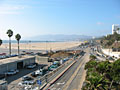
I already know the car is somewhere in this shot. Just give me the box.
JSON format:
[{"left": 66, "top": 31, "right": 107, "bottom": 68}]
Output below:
[
  {"left": 108, "top": 57, "right": 114, "bottom": 60},
  {"left": 11, "top": 54, "right": 18, "bottom": 57},
  {"left": 31, "top": 72, "right": 38, "bottom": 77},
  {"left": 36, "top": 69, "right": 44, "bottom": 75},
  {"left": 26, "top": 64, "right": 36, "bottom": 69},
  {"left": 48, "top": 65, "right": 58, "bottom": 71},
  {"left": 32, "top": 87, "right": 39, "bottom": 90},
  {"left": 23, "top": 80, "right": 35, "bottom": 85},
  {"left": 22, "top": 76, "right": 35, "bottom": 85},
  {"left": 6, "top": 69, "right": 17, "bottom": 75},
  {"left": 12, "top": 69, "right": 19, "bottom": 73},
  {"left": 18, "top": 82, "right": 33, "bottom": 88},
  {"left": 18, "top": 81, "right": 28, "bottom": 86},
  {"left": 0, "top": 56, "right": 6, "bottom": 59},
  {"left": 5, "top": 55, "right": 10, "bottom": 58},
  {"left": 22, "top": 76, "right": 32, "bottom": 81},
  {"left": 24, "top": 85, "right": 33, "bottom": 90},
  {"left": 96, "top": 54, "right": 100, "bottom": 56},
  {"left": 31, "top": 69, "right": 43, "bottom": 77}
]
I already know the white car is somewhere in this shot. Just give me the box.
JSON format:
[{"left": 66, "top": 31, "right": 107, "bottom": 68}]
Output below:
[
  {"left": 18, "top": 81, "right": 28, "bottom": 86},
  {"left": 24, "top": 86, "right": 38, "bottom": 90},
  {"left": 24, "top": 80, "right": 35, "bottom": 85},
  {"left": 35, "top": 69, "right": 43, "bottom": 75},
  {"left": 6, "top": 69, "right": 19, "bottom": 75},
  {"left": 6, "top": 70, "right": 16, "bottom": 75},
  {"left": 22, "top": 76, "right": 35, "bottom": 85},
  {"left": 22, "top": 76, "right": 32, "bottom": 81},
  {"left": 27, "top": 64, "right": 36, "bottom": 69}
]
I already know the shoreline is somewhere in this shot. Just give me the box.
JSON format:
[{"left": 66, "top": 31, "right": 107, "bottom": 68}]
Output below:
[{"left": 0, "top": 41, "right": 82, "bottom": 54}]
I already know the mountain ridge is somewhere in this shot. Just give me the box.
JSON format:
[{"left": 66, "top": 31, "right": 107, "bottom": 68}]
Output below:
[{"left": 26, "top": 34, "right": 92, "bottom": 41}]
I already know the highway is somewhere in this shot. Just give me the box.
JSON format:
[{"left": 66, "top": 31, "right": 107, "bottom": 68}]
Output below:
[
  {"left": 90, "top": 47, "right": 106, "bottom": 61},
  {"left": 47, "top": 48, "right": 90, "bottom": 90},
  {"left": 6, "top": 46, "right": 83, "bottom": 90},
  {"left": 39, "top": 59, "right": 74, "bottom": 88}
]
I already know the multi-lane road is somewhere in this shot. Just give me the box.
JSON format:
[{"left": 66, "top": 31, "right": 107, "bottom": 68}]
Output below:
[
  {"left": 6, "top": 45, "right": 107, "bottom": 90},
  {"left": 47, "top": 48, "right": 90, "bottom": 90},
  {"left": 5, "top": 45, "right": 90, "bottom": 90}
]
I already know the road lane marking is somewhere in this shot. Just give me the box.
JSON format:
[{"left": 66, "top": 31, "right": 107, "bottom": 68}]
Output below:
[{"left": 57, "top": 82, "right": 65, "bottom": 85}]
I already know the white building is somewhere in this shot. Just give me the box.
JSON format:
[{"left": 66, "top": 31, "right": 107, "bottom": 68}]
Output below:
[{"left": 112, "top": 24, "right": 120, "bottom": 34}]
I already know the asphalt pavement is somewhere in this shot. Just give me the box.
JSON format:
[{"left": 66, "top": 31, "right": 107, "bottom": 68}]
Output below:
[{"left": 48, "top": 48, "right": 90, "bottom": 90}]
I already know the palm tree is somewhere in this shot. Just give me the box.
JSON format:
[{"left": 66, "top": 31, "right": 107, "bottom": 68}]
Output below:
[
  {"left": 0, "top": 39, "right": 2, "bottom": 46},
  {"left": 6, "top": 29, "right": 13, "bottom": 56},
  {"left": 15, "top": 34, "right": 21, "bottom": 56}
]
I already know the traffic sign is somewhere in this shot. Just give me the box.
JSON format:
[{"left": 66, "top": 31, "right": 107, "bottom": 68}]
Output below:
[{"left": 37, "top": 80, "right": 41, "bottom": 85}]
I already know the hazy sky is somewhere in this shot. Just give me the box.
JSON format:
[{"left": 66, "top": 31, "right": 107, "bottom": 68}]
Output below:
[{"left": 0, "top": 0, "right": 120, "bottom": 40}]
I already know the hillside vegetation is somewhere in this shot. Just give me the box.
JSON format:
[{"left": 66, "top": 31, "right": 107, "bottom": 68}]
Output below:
[
  {"left": 82, "top": 55, "right": 120, "bottom": 90},
  {"left": 100, "top": 32, "right": 120, "bottom": 48}
]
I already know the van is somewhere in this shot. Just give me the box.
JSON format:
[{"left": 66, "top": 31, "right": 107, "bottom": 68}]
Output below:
[{"left": 0, "top": 80, "right": 8, "bottom": 90}]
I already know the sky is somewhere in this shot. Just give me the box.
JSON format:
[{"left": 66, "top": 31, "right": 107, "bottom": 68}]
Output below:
[{"left": 0, "top": 0, "right": 120, "bottom": 40}]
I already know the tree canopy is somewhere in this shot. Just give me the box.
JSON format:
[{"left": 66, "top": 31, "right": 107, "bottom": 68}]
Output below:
[
  {"left": 0, "top": 39, "right": 2, "bottom": 46},
  {"left": 6, "top": 29, "right": 13, "bottom": 37},
  {"left": 83, "top": 56, "right": 120, "bottom": 90}
]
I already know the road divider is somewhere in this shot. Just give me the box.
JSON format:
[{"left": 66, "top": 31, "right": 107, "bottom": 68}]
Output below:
[
  {"left": 43, "top": 60, "right": 77, "bottom": 90},
  {"left": 39, "top": 58, "right": 74, "bottom": 90}
]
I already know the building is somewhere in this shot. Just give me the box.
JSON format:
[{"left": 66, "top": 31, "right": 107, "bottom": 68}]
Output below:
[
  {"left": 0, "top": 56, "right": 35, "bottom": 74},
  {"left": 36, "top": 56, "right": 49, "bottom": 64},
  {"left": 112, "top": 24, "right": 120, "bottom": 34}
]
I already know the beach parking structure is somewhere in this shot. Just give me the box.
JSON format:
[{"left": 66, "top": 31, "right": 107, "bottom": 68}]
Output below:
[{"left": 0, "top": 56, "right": 35, "bottom": 74}]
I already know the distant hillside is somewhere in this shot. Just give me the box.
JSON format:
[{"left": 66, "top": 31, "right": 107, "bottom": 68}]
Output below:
[
  {"left": 27, "top": 34, "right": 92, "bottom": 41},
  {"left": 100, "top": 32, "right": 120, "bottom": 48}
]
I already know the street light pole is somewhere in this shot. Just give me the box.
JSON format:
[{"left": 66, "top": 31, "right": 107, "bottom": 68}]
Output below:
[{"left": 45, "top": 74, "right": 48, "bottom": 83}]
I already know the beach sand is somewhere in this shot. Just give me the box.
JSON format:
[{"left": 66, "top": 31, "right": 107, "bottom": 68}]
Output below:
[{"left": 0, "top": 41, "right": 82, "bottom": 51}]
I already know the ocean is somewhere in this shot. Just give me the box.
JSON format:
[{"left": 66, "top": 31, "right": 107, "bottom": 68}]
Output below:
[{"left": 2, "top": 40, "right": 62, "bottom": 44}]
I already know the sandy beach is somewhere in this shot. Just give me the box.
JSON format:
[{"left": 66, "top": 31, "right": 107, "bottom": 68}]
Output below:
[{"left": 0, "top": 41, "right": 82, "bottom": 54}]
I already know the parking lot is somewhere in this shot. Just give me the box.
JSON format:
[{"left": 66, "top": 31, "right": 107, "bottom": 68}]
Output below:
[{"left": 6, "top": 64, "right": 47, "bottom": 90}]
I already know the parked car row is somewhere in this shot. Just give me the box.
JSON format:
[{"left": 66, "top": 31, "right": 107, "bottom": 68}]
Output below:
[
  {"left": 16, "top": 57, "right": 71, "bottom": 89},
  {"left": 0, "top": 54, "right": 18, "bottom": 59},
  {"left": 0, "top": 63, "right": 37, "bottom": 80},
  {"left": 22, "top": 51, "right": 36, "bottom": 56}
]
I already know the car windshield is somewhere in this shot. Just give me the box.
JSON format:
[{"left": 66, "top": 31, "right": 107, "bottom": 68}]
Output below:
[
  {"left": 9, "top": 70, "right": 15, "bottom": 72},
  {"left": 10, "top": 69, "right": 14, "bottom": 71}
]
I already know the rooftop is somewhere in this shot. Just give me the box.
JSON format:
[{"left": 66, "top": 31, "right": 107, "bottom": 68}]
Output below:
[{"left": 0, "top": 55, "right": 35, "bottom": 65}]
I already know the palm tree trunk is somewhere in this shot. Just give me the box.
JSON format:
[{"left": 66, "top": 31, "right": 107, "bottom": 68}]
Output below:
[
  {"left": 9, "top": 37, "right": 11, "bottom": 56},
  {"left": 18, "top": 41, "right": 19, "bottom": 56},
  {"left": 109, "top": 80, "right": 113, "bottom": 90}
]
